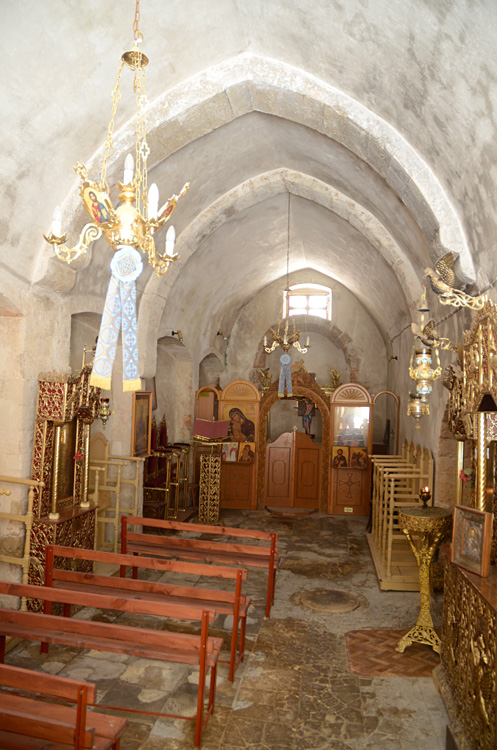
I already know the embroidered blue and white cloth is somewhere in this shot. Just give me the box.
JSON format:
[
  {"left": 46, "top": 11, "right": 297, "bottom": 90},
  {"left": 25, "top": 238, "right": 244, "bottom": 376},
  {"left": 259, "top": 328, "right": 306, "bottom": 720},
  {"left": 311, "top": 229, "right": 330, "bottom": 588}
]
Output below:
[
  {"left": 278, "top": 353, "right": 292, "bottom": 398},
  {"left": 90, "top": 246, "right": 143, "bottom": 392}
]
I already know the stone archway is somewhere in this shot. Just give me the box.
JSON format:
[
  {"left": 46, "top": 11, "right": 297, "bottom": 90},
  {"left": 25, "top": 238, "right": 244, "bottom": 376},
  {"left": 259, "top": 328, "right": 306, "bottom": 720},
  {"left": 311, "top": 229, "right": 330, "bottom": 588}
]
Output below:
[{"left": 257, "top": 372, "right": 331, "bottom": 511}]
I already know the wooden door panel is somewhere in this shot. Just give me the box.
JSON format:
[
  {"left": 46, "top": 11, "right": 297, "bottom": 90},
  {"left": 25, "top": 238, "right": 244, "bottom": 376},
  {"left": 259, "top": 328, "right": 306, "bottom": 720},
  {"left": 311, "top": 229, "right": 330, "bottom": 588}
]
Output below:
[
  {"left": 265, "top": 432, "right": 321, "bottom": 508},
  {"left": 295, "top": 447, "right": 320, "bottom": 506},
  {"left": 331, "top": 468, "right": 369, "bottom": 515},
  {"left": 221, "top": 463, "right": 253, "bottom": 508},
  {"left": 265, "top": 446, "right": 291, "bottom": 505}
]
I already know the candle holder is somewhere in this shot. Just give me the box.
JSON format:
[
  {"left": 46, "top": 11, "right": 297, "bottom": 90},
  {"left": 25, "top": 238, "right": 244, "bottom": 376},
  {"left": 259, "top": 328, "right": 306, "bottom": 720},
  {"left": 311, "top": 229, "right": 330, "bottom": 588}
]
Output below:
[
  {"left": 419, "top": 486, "right": 431, "bottom": 508},
  {"left": 99, "top": 398, "right": 112, "bottom": 427}
]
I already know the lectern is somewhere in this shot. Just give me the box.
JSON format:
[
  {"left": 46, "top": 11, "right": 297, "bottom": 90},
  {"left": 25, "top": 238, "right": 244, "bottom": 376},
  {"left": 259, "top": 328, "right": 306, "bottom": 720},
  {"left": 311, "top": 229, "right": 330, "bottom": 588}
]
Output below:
[{"left": 192, "top": 419, "right": 230, "bottom": 523}]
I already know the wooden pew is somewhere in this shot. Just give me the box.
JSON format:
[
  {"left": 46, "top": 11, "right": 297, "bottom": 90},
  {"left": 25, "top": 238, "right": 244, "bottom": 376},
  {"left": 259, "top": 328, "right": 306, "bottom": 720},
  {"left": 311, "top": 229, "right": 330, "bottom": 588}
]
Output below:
[
  {"left": 0, "top": 663, "right": 127, "bottom": 750},
  {"left": 0, "top": 581, "right": 222, "bottom": 748},
  {"left": 121, "top": 515, "right": 280, "bottom": 617},
  {"left": 45, "top": 543, "right": 251, "bottom": 681}
]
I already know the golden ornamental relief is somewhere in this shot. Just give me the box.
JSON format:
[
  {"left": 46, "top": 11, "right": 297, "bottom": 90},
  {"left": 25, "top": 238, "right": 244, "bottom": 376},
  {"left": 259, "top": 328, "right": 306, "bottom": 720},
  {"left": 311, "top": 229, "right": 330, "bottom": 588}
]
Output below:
[
  {"left": 231, "top": 384, "right": 252, "bottom": 396},
  {"left": 459, "top": 301, "right": 497, "bottom": 424},
  {"left": 222, "top": 380, "right": 259, "bottom": 402},
  {"left": 37, "top": 382, "right": 68, "bottom": 421},
  {"left": 443, "top": 363, "right": 466, "bottom": 437},
  {"left": 336, "top": 386, "right": 368, "bottom": 402},
  {"left": 441, "top": 563, "right": 497, "bottom": 748}
]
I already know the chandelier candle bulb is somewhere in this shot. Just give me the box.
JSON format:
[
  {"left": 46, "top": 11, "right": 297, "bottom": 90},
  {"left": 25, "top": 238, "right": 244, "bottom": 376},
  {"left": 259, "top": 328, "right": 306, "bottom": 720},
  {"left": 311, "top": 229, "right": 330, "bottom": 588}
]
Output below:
[
  {"left": 123, "top": 153, "right": 134, "bottom": 185},
  {"left": 166, "top": 225, "right": 176, "bottom": 256},
  {"left": 148, "top": 183, "right": 159, "bottom": 219},
  {"left": 51, "top": 206, "right": 62, "bottom": 237},
  {"left": 306, "top": 335, "right": 310, "bottom": 347},
  {"left": 264, "top": 335, "right": 268, "bottom": 347}
]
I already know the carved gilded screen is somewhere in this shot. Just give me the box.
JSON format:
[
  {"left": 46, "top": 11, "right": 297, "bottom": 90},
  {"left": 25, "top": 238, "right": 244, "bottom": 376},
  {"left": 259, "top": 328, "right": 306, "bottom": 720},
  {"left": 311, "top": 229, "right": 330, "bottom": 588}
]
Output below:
[{"left": 53, "top": 419, "right": 77, "bottom": 508}]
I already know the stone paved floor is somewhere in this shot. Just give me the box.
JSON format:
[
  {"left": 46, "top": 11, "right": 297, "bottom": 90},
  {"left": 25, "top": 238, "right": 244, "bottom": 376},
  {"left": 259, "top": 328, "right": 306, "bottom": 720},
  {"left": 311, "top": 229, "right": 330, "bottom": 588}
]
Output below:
[{"left": 5, "top": 511, "right": 450, "bottom": 749}]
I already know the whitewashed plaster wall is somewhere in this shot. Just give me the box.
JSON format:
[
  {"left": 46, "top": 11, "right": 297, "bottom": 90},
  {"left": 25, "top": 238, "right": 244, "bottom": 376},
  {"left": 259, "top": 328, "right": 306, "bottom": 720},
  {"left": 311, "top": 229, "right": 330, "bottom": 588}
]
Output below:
[
  {"left": 0, "top": 286, "right": 72, "bottom": 582},
  {"left": 223, "top": 271, "right": 388, "bottom": 393},
  {"left": 155, "top": 339, "right": 193, "bottom": 444},
  {"left": 198, "top": 353, "right": 224, "bottom": 390}
]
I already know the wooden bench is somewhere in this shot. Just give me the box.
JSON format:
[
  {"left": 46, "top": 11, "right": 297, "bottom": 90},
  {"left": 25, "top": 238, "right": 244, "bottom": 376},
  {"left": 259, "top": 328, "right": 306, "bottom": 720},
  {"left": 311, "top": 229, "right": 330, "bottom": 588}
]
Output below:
[
  {"left": 121, "top": 515, "right": 280, "bottom": 617},
  {"left": 0, "top": 663, "right": 127, "bottom": 750},
  {"left": 45, "top": 543, "right": 251, "bottom": 681},
  {"left": 0, "top": 581, "right": 222, "bottom": 748}
]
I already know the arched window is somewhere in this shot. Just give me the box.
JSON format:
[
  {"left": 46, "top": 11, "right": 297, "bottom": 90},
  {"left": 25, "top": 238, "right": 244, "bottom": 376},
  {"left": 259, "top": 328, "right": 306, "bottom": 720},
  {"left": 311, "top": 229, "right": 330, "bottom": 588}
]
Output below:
[{"left": 283, "top": 283, "right": 332, "bottom": 320}]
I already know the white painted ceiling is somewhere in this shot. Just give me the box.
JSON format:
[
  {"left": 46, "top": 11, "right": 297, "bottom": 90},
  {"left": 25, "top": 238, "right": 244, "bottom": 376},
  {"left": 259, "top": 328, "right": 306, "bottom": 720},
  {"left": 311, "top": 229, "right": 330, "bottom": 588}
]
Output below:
[{"left": 2, "top": 0, "right": 497, "bottom": 352}]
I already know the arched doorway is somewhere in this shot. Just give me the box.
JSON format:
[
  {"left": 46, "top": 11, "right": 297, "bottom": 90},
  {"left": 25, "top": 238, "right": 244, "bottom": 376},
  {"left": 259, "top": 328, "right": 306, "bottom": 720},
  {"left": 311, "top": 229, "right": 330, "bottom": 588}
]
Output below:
[
  {"left": 372, "top": 390, "right": 400, "bottom": 455},
  {"left": 257, "top": 375, "right": 330, "bottom": 511}
]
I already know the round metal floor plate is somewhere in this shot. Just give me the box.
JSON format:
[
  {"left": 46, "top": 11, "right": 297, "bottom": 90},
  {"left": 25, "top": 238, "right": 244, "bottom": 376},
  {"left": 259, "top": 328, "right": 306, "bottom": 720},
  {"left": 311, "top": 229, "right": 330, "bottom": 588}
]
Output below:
[{"left": 291, "top": 587, "right": 365, "bottom": 613}]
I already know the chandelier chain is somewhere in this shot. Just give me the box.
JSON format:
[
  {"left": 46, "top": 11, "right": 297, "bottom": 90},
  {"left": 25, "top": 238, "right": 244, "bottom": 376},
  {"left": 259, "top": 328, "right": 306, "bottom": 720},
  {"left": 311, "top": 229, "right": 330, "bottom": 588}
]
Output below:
[
  {"left": 101, "top": 60, "right": 125, "bottom": 187},
  {"left": 133, "top": 0, "right": 142, "bottom": 41},
  {"left": 134, "top": 65, "right": 148, "bottom": 216},
  {"left": 286, "top": 192, "right": 290, "bottom": 293}
]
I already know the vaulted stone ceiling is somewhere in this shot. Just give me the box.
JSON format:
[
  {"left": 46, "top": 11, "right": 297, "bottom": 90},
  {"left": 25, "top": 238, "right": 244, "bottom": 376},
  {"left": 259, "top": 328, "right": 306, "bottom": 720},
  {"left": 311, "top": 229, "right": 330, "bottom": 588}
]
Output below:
[{"left": 2, "top": 0, "right": 496, "bottom": 360}]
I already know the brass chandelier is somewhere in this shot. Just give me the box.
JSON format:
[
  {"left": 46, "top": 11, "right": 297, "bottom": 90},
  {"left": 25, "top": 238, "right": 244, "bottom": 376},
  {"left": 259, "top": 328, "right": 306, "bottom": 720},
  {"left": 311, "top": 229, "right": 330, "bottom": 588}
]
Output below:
[
  {"left": 44, "top": 2, "right": 191, "bottom": 392},
  {"left": 263, "top": 194, "right": 309, "bottom": 355},
  {"left": 44, "top": 1, "right": 189, "bottom": 277}
]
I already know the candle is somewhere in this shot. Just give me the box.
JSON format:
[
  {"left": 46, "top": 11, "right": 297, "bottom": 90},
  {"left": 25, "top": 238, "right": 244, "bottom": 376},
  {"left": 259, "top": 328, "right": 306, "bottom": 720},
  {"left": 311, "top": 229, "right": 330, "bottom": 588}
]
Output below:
[
  {"left": 51, "top": 206, "right": 62, "bottom": 236},
  {"left": 165, "top": 225, "right": 176, "bottom": 257},
  {"left": 148, "top": 183, "right": 159, "bottom": 219},
  {"left": 123, "top": 154, "right": 134, "bottom": 184}
]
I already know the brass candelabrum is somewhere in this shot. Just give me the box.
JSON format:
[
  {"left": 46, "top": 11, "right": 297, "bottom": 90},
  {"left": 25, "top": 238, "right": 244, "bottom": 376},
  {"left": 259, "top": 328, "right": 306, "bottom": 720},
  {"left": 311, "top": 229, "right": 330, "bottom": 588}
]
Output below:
[
  {"left": 396, "top": 490, "right": 452, "bottom": 655},
  {"left": 263, "top": 319, "right": 309, "bottom": 354}
]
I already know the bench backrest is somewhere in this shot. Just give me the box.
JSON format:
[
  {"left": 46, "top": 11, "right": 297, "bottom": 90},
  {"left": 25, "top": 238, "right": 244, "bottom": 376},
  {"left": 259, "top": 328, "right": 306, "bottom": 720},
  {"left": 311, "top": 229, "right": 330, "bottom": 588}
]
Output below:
[
  {"left": 0, "top": 579, "right": 216, "bottom": 627},
  {"left": 0, "top": 663, "right": 96, "bottom": 703},
  {"left": 46, "top": 545, "right": 247, "bottom": 607},
  {"left": 125, "top": 531, "right": 275, "bottom": 559},
  {"left": 47, "top": 543, "right": 248, "bottom": 581},
  {"left": 0, "top": 664, "right": 94, "bottom": 749},
  {"left": 0, "top": 595, "right": 219, "bottom": 659},
  {"left": 123, "top": 515, "right": 278, "bottom": 543}
]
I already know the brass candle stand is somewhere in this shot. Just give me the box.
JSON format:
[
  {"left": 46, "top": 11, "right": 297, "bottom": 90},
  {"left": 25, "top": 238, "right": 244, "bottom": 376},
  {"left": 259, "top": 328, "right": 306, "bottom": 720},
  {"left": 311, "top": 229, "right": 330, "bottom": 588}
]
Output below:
[{"left": 396, "top": 489, "right": 452, "bottom": 655}]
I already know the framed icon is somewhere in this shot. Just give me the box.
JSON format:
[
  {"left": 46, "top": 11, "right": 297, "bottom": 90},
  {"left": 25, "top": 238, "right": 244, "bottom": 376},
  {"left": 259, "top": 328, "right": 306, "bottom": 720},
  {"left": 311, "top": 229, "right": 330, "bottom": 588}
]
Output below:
[
  {"left": 131, "top": 391, "right": 152, "bottom": 457},
  {"left": 451, "top": 505, "right": 493, "bottom": 577}
]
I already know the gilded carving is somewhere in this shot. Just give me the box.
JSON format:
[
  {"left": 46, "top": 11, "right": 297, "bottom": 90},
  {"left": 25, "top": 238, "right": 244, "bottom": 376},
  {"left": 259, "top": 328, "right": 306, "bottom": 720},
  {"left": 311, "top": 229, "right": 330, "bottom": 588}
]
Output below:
[
  {"left": 443, "top": 362, "right": 466, "bottom": 438},
  {"left": 395, "top": 508, "right": 451, "bottom": 655},
  {"left": 198, "top": 453, "right": 221, "bottom": 523},
  {"left": 258, "top": 368, "right": 272, "bottom": 397},
  {"left": 461, "top": 302, "right": 497, "bottom": 419},
  {"left": 441, "top": 563, "right": 497, "bottom": 749},
  {"left": 27, "top": 366, "right": 100, "bottom": 601}
]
